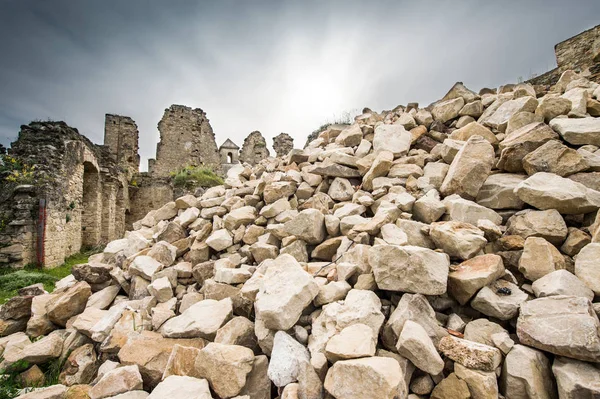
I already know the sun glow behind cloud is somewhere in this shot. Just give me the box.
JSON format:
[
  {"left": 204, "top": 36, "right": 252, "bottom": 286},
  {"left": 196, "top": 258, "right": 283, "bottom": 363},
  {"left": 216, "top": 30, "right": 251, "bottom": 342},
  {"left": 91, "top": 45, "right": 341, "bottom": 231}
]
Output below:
[{"left": 0, "top": 0, "right": 599, "bottom": 171}]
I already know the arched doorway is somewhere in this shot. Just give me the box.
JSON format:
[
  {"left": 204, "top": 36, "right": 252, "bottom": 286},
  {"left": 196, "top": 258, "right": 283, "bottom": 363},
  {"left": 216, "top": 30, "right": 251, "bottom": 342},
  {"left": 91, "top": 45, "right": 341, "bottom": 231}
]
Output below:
[
  {"left": 227, "top": 152, "right": 233, "bottom": 163},
  {"left": 81, "top": 162, "right": 102, "bottom": 247}
]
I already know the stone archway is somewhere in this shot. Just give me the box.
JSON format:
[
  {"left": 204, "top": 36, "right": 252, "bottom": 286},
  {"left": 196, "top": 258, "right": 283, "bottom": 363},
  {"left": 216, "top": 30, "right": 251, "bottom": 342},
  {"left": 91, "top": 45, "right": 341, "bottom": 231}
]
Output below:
[
  {"left": 227, "top": 152, "right": 233, "bottom": 163},
  {"left": 81, "top": 161, "right": 102, "bottom": 247}
]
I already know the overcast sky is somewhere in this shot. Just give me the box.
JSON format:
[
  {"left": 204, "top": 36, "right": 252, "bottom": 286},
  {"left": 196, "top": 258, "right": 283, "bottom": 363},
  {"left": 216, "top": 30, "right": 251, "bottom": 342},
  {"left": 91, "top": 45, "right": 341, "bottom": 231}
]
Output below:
[{"left": 1, "top": 1, "right": 599, "bottom": 171}]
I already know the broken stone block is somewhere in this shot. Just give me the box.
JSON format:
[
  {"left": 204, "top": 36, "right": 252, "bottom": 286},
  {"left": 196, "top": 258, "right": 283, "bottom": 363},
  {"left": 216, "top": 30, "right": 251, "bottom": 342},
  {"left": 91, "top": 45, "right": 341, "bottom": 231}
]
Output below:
[
  {"left": 448, "top": 254, "right": 505, "bottom": 305},
  {"left": 430, "top": 221, "right": 487, "bottom": 260},
  {"left": 515, "top": 172, "right": 600, "bottom": 214},
  {"left": 325, "top": 323, "right": 376, "bottom": 362},
  {"left": 440, "top": 135, "right": 495, "bottom": 199},
  {"left": 552, "top": 357, "right": 600, "bottom": 398},
  {"left": 439, "top": 335, "right": 502, "bottom": 371},
  {"left": 368, "top": 244, "right": 449, "bottom": 295},
  {"left": 519, "top": 237, "right": 566, "bottom": 282},
  {"left": 574, "top": 243, "right": 600, "bottom": 296},
  {"left": 46, "top": 282, "right": 92, "bottom": 327},
  {"left": 194, "top": 342, "right": 254, "bottom": 398},
  {"left": 89, "top": 364, "right": 143, "bottom": 399},
  {"left": 161, "top": 298, "right": 233, "bottom": 339},
  {"left": 500, "top": 344, "right": 556, "bottom": 399},
  {"left": 255, "top": 254, "right": 318, "bottom": 331},
  {"left": 532, "top": 269, "right": 594, "bottom": 300},
  {"left": 147, "top": 375, "right": 212, "bottom": 399},
  {"left": 395, "top": 320, "right": 444, "bottom": 375},
  {"left": 324, "top": 357, "right": 402, "bottom": 399},
  {"left": 517, "top": 295, "right": 600, "bottom": 362}
]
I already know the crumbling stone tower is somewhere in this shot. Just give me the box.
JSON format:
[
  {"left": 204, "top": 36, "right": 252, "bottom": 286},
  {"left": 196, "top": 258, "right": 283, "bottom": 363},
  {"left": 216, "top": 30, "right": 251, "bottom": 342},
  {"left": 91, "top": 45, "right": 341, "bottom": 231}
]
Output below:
[
  {"left": 273, "top": 133, "right": 294, "bottom": 157},
  {"left": 103, "top": 114, "right": 140, "bottom": 179},
  {"left": 152, "top": 105, "right": 222, "bottom": 176},
  {"left": 239, "top": 131, "right": 269, "bottom": 166}
]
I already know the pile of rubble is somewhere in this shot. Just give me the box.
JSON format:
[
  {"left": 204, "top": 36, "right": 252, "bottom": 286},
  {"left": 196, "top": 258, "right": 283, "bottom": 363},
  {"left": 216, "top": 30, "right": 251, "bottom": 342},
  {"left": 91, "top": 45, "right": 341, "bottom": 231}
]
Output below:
[{"left": 2, "top": 70, "right": 600, "bottom": 399}]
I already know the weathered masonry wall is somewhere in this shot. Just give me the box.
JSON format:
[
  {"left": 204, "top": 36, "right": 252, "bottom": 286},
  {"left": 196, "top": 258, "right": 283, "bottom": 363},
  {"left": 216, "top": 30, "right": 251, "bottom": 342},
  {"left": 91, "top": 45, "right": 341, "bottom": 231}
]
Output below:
[
  {"left": 126, "top": 174, "right": 173, "bottom": 228},
  {"left": 152, "top": 105, "right": 222, "bottom": 177},
  {"left": 104, "top": 114, "right": 140, "bottom": 180},
  {"left": 273, "top": 133, "right": 294, "bottom": 157},
  {"left": 0, "top": 122, "right": 129, "bottom": 269},
  {"left": 239, "top": 131, "right": 270, "bottom": 166},
  {"left": 555, "top": 24, "right": 600, "bottom": 75},
  {"left": 529, "top": 24, "right": 600, "bottom": 86}
]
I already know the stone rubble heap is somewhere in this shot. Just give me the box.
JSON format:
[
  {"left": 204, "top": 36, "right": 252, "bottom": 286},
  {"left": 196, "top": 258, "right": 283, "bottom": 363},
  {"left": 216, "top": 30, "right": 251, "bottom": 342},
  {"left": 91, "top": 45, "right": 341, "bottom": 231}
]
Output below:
[{"left": 3, "top": 70, "right": 600, "bottom": 399}]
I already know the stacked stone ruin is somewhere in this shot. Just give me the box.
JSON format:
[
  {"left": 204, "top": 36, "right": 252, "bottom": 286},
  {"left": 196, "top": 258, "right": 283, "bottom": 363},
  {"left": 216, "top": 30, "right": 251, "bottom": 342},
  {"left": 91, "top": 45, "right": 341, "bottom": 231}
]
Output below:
[
  {"left": 1, "top": 67, "right": 600, "bottom": 399},
  {"left": 0, "top": 106, "right": 292, "bottom": 270}
]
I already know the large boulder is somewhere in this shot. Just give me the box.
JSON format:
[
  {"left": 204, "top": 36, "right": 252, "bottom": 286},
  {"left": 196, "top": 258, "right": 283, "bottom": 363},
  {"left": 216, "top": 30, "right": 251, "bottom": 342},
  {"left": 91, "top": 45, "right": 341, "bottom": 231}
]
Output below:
[
  {"left": 574, "top": 243, "right": 600, "bottom": 295},
  {"left": 552, "top": 357, "right": 600, "bottom": 398},
  {"left": 500, "top": 344, "right": 556, "bottom": 399},
  {"left": 476, "top": 173, "right": 527, "bottom": 209},
  {"left": 430, "top": 221, "right": 487, "bottom": 260},
  {"left": 440, "top": 135, "right": 495, "bottom": 199},
  {"left": 517, "top": 295, "right": 600, "bottom": 362},
  {"left": 395, "top": 320, "right": 444, "bottom": 375},
  {"left": 324, "top": 357, "right": 402, "bottom": 399},
  {"left": 368, "top": 244, "right": 449, "bottom": 295},
  {"left": 550, "top": 117, "right": 600, "bottom": 146},
  {"left": 447, "top": 254, "right": 505, "bottom": 305},
  {"left": 194, "top": 342, "right": 254, "bottom": 398},
  {"left": 514, "top": 172, "right": 600, "bottom": 214},
  {"left": 147, "top": 375, "right": 212, "bottom": 399},
  {"left": 283, "top": 209, "right": 326, "bottom": 244},
  {"left": 372, "top": 124, "right": 411, "bottom": 157},
  {"left": 254, "top": 254, "right": 319, "bottom": 330},
  {"left": 522, "top": 139, "right": 589, "bottom": 177},
  {"left": 497, "top": 122, "right": 559, "bottom": 172},
  {"left": 161, "top": 298, "right": 233, "bottom": 339},
  {"left": 46, "top": 282, "right": 92, "bottom": 327}
]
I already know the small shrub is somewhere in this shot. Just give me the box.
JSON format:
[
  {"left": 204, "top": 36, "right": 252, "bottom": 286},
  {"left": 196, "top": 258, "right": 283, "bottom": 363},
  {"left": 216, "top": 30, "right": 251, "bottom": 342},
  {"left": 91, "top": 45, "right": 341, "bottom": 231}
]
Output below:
[
  {"left": 1, "top": 155, "right": 37, "bottom": 185},
  {"left": 65, "top": 214, "right": 71, "bottom": 223},
  {"left": 170, "top": 165, "right": 223, "bottom": 189}
]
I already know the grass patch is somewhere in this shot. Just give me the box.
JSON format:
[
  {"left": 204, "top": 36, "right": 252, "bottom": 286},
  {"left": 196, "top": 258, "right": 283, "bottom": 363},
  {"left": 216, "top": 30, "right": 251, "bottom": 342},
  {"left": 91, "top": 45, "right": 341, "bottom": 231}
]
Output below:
[
  {"left": 170, "top": 165, "right": 223, "bottom": 190},
  {"left": 0, "top": 359, "right": 27, "bottom": 399},
  {"left": 0, "top": 250, "right": 95, "bottom": 303},
  {"left": 0, "top": 356, "right": 67, "bottom": 398}
]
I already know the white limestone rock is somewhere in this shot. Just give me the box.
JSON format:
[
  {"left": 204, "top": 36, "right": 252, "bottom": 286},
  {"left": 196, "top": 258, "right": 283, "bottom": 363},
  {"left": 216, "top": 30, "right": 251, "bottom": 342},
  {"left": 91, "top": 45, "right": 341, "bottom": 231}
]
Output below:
[
  {"left": 254, "top": 254, "right": 319, "bottom": 331},
  {"left": 368, "top": 244, "right": 449, "bottom": 295}
]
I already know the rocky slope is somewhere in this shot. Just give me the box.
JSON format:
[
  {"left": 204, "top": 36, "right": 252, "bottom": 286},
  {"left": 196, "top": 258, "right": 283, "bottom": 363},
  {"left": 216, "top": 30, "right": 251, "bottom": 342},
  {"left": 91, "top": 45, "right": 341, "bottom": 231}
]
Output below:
[{"left": 2, "top": 70, "right": 600, "bottom": 399}]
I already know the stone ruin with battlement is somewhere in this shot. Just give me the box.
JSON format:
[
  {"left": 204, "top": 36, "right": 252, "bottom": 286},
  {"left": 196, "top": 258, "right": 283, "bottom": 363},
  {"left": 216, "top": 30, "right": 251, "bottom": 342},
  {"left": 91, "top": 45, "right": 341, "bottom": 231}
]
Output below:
[{"left": 0, "top": 105, "right": 293, "bottom": 269}]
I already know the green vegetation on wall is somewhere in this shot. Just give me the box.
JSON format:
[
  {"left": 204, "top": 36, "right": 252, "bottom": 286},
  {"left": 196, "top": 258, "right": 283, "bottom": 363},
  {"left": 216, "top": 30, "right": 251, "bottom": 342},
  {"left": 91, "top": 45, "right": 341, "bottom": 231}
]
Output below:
[{"left": 170, "top": 165, "right": 224, "bottom": 189}]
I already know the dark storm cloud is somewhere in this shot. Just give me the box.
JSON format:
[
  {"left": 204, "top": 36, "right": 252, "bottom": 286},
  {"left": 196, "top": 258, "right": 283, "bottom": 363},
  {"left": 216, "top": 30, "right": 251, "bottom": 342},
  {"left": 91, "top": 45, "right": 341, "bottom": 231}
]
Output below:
[{"left": 1, "top": 0, "right": 599, "bottom": 170}]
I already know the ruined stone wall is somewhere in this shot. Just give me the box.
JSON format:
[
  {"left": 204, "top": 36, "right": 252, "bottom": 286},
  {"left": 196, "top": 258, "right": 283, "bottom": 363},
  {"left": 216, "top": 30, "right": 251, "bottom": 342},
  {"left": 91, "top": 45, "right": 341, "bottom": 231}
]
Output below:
[
  {"left": 273, "top": 133, "right": 294, "bottom": 157},
  {"left": 152, "top": 105, "right": 222, "bottom": 177},
  {"left": 126, "top": 174, "right": 173, "bottom": 227},
  {"left": 239, "top": 131, "right": 269, "bottom": 165},
  {"left": 555, "top": 24, "right": 600, "bottom": 75},
  {"left": 0, "top": 186, "right": 37, "bottom": 268},
  {"left": 104, "top": 114, "right": 140, "bottom": 180},
  {"left": 0, "top": 122, "right": 129, "bottom": 269},
  {"left": 529, "top": 24, "right": 600, "bottom": 86}
]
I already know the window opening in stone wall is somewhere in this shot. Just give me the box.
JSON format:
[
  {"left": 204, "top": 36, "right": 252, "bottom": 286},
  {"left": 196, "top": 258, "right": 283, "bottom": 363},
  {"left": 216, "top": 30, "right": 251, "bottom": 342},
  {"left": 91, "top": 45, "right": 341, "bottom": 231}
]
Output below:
[{"left": 227, "top": 152, "right": 233, "bottom": 163}]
